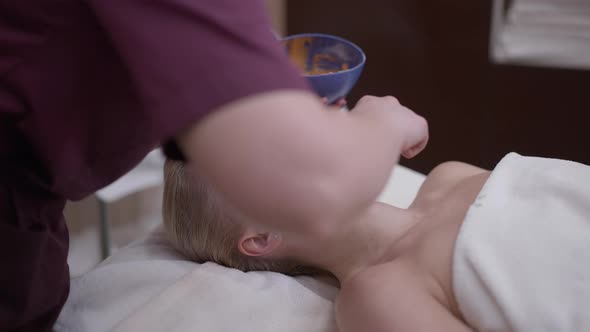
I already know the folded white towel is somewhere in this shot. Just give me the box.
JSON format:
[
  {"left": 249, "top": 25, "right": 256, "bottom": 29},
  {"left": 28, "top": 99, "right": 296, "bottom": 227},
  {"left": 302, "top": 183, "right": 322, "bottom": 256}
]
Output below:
[
  {"left": 493, "top": 0, "right": 590, "bottom": 70},
  {"left": 453, "top": 153, "right": 590, "bottom": 331}
]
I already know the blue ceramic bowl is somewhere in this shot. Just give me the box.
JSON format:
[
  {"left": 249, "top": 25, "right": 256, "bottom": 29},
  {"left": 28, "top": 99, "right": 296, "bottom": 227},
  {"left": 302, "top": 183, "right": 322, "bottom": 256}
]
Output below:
[{"left": 282, "top": 33, "right": 366, "bottom": 104}]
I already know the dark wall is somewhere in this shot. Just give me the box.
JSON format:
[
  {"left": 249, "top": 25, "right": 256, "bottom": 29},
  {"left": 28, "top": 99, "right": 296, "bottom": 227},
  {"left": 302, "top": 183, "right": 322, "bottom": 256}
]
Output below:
[{"left": 288, "top": 0, "right": 590, "bottom": 173}]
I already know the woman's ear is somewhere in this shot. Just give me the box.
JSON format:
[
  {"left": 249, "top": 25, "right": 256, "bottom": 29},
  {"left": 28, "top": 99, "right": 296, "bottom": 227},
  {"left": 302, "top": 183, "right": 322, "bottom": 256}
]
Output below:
[{"left": 238, "top": 230, "right": 282, "bottom": 257}]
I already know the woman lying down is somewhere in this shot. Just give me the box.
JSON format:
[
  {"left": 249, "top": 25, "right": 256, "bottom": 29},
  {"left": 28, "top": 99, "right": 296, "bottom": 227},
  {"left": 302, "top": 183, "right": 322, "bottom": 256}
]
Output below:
[{"left": 163, "top": 153, "right": 590, "bottom": 332}]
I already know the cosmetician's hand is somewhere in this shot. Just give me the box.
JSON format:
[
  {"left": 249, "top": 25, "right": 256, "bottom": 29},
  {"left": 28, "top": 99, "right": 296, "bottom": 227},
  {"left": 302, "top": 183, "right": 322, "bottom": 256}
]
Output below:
[
  {"left": 321, "top": 97, "right": 347, "bottom": 109},
  {"left": 352, "top": 95, "right": 429, "bottom": 159}
]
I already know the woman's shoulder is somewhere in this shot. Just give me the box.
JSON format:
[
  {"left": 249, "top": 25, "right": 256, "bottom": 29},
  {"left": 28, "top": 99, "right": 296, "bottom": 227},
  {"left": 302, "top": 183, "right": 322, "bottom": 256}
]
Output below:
[{"left": 410, "top": 161, "right": 490, "bottom": 208}]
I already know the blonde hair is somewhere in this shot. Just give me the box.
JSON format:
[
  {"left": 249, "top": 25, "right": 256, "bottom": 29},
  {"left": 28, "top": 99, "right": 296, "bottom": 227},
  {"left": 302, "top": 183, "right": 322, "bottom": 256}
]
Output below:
[{"left": 162, "top": 160, "right": 321, "bottom": 275}]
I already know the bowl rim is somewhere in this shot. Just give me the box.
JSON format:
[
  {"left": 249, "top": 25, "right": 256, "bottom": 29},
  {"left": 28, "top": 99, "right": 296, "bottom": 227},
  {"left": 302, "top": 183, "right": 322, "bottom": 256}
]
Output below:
[{"left": 281, "top": 33, "right": 366, "bottom": 77}]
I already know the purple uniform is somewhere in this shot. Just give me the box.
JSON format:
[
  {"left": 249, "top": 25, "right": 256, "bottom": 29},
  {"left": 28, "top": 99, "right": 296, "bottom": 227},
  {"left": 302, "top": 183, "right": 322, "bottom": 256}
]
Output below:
[{"left": 0, "top": 1, "right": 307, "bottom": 330}]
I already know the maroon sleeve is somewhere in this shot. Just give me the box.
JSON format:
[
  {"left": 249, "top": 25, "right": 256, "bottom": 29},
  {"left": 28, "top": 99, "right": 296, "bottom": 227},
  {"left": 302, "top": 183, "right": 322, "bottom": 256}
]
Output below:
[
  {"left": 0, "top": 1, "right": 308, "bottom": 331},
  {"left": 86, "top": 0, "right": 309, "bottom": 159}
]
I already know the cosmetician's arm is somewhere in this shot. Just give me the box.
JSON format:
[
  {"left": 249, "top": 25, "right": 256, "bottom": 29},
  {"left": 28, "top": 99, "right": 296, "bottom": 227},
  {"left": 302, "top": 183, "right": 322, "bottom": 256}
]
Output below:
[{"left": 178, "top": 91, "right": 428, "bottom": 234}]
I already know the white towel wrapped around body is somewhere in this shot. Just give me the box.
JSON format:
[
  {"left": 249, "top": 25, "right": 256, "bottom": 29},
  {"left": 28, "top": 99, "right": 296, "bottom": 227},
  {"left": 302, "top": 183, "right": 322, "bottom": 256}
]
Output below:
[{"left": 453, "top": 153, "right": 590, "bottom": 332}]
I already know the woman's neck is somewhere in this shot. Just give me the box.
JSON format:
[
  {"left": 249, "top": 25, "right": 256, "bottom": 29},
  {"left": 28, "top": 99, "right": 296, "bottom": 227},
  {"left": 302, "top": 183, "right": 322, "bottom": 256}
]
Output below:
[{"left": 292, "top": 202, "right": 423, "bottom": 283}]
